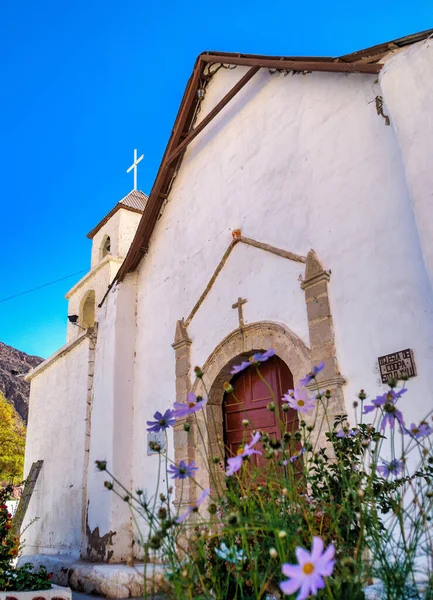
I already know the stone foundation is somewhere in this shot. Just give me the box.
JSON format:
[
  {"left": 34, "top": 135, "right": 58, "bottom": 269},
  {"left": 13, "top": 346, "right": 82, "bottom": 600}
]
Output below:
[
  {"left": 0, "top": 584, "right": 71, "bottom": 600},
  {"left": 17, "top": 556, "right": 167, "bottom": 599}
]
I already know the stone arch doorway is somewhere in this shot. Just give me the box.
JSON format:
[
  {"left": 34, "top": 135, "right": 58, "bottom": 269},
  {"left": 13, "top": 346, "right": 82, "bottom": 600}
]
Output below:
[
  {"left": 173, "top": 322, "right": 311, "bottom": 505},
  {"left": 223, "top": 355, "right": 299, "bottom": 468}
]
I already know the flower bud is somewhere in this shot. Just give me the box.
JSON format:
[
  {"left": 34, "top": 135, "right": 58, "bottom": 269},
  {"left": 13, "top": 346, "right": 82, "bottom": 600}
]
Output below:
[
  {"left": 267, "top": 402, "right": 276, "bottom": 412},
  {"left": 282, "top": 488, "right": 288, "bottom": 496},
  {"left": 325, "top": 389, "right": 332, "bottom": 399},
  {"left": 358, "top": 389, "right": 367, "bottom": 401},
  {"left": 183, "top": 422, "right": 191, "bottom": 432},
  {"left": 104, "top": 481, "right": 113, "bottom": 490},
  {"left": 194, "top": 366, "right": 204, "bottom": 378},
  {"left": 123, "top": 494, "right": 130, "bottom": 502},
  {"left": 223, "top": 382, "right": 234, "bottom": 393},
  {"left": 159, "top": 493, "right": 167, "bottom": 502},
  {"left": 136, "top": 489, "right": 143, "bottom": 495},
  {"left": 227, "top": 512, "right": 239, "bottom": 526},
  {"left": 387, "top": 378, "right": 397, "bottom": 388},
  {"left": 212, "top": 456, "right": 220, "bottom": 464},
  {"left": 208, "top": 503, "right": 217, "bottom": 515},
  {"left": 357, "top": 489, "right": 365, "bottom": 498},
  {"left": 149, "top": 535, "right": 162, "bottom": 550},
  {"left": 95, "top": 460, "right": 107, "bottom": 471},
  {"left": 306, "top": 425, "right": 314, "bottom": 432},
  {"left": 242, "top": 419, "right": 250, "bottom": 426},
  {"left": 300, "top": 420, "right": 306, "bottom": 428},
  {"left": 353, "top": 401, "right": 359, "bottom": 409},
  {"left": 278, "top": 530, "right": 287, "bottom": 539},
  {"left": 158, "top": 507, "right": 167, "bottom": 520},
  {"left": 282, "top": 403, "right": 290, "bottom": 412},
  {"left": 269, "top": 548, "right": 278, "bottom": 558}
]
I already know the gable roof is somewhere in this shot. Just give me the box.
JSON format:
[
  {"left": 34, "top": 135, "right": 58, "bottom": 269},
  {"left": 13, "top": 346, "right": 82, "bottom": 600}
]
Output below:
[
  {"left": 86, "top": 190, "right": 148, "bottom": 239},
  {"left": 109, "top": 28, "right": 433, "bottom": 287}
]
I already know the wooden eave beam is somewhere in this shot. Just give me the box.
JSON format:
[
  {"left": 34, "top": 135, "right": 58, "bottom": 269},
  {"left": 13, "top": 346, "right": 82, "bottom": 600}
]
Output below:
[
  {"left": 166, "top": 65, "right": 260, "bottom": 166},
  {"left": 200, "top": 53, "right": 382, "bottom": 74}
]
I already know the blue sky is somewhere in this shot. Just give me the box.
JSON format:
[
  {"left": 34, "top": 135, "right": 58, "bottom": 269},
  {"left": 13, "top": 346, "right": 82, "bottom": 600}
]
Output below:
[{"left": 1, "top": 0, "right": 431, "bottom": 358}]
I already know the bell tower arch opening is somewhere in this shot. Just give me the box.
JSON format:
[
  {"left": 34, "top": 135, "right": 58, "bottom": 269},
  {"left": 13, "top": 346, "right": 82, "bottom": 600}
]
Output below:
[{"left": 80, "top": 290, "right": 96, "bottom": 329}]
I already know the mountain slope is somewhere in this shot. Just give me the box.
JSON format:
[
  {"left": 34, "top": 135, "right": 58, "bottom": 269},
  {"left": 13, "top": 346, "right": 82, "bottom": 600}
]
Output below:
[{"left": 0, "top": 342, "right": 43, "bottom": 423}]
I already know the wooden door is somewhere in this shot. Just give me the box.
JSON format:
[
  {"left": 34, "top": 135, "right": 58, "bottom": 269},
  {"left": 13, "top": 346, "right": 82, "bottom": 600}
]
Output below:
[{"left": 223, "top": 355, "right": 299, "bottom": 468}]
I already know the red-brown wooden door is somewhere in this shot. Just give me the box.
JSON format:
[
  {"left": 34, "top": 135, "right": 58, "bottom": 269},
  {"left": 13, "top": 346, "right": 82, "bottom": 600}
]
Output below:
[{"left": 223, "top": 355, "right": 299, "bottom": 468}]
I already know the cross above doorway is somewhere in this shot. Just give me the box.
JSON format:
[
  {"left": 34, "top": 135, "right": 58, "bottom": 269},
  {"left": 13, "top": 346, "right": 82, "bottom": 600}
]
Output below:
[{"left": 232, "top": 297, "right": 248, "bottom": 329}]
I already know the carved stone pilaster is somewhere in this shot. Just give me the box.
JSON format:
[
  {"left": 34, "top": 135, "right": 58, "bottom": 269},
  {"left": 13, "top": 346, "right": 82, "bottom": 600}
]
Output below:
[
  {"left": 172, "top": 320, "right": 196, "bottom": 506},
  {"left": 301, "top": 251, "right": 346, "bottom": 429}
]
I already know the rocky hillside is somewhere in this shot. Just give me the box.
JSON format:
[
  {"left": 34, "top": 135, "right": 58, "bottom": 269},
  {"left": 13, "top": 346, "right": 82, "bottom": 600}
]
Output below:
[{"left": 0, "top": 342, "right": 43, "bottom": 423}]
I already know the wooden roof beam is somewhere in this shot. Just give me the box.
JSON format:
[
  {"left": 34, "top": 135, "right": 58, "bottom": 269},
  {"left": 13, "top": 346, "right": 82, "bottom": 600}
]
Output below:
[
  {"left": 166, "top": 65, "right": 260, "bottom": 166},
  {"left": 200, "top": 53, "right": 382, "bottom": 74}
]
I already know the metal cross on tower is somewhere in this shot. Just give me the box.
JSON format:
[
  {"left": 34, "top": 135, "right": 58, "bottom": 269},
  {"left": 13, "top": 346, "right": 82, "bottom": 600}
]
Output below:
[{"left": 126, "top": 149, "right": 144, "bottom": 191}]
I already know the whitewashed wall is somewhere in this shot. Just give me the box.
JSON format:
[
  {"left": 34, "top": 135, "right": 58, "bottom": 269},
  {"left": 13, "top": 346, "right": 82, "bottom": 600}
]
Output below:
[
  {"left": 22, "top": 337, "right": 91, "bottom": 557},
  {"left": 127, "top": 55, "right": 433, "bottom": 501},
  {"left": 380, "top": 39, "right": 433, "bottom": 291},
  {"left": 85, "top": 274, "right": 137, "bottom": 562},
  {"left": 66, "top": 258, "right": 122, "bottom": 342}
]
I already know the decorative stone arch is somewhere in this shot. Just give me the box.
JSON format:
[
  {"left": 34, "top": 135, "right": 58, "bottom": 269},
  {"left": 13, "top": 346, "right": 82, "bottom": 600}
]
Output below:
[
  {"left": 171, "top": 245, "right": 347, "bottom": 508},
  {"left": 80, "top": 289, "right": 96, "bottom": 329},
  {"left": 173, "top": 321, "right": 311, "bottom": 505}
]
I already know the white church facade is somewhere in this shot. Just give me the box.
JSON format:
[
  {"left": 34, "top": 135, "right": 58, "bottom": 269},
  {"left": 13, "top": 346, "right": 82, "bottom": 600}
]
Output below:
[{"left": 24, "top": 29, "right": 433, "bottom": 569}]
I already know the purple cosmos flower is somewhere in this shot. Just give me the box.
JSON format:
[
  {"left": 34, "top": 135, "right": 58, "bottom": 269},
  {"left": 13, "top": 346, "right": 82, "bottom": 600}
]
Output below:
[
  {"left": 282, "top": 388, "right": 317, "bottom": 414},
  {"left": 299, "top": 363, "right": 325, "bottom": 387},
  {"left": 146, "top": 409, "right": 176, "bottom": 433},
  {"left": 336, "top": 427, "right": 358, "bottom": 439},
  {"left": 406, "top": 421, "right": 433, "bottom": 439},
  {"left": 231, "top": 349, "right": 275, "bottom": 375},
  {"left": 279, "top": 536, "right": 335, "bottom": 600},
  {"left": 363, "top": 389, "right": 407, "bottom": 431},
  {"left": 176, "top": 488, "right": 210, "bottom": 523},
  {"left": 289, "top": 447, "right": 306, "bottom": 463},
  {"left": 167, "top": 460, "right": 198, "bottom": 480},
  {"left": 377, "top": 459, "right": 404, "bottom": 479},
  {"left": 173, "top": 392, "right": 207, "bottom": 419},
  {"left": 226, "top": 432, "right": 262, "bottom": 476}
]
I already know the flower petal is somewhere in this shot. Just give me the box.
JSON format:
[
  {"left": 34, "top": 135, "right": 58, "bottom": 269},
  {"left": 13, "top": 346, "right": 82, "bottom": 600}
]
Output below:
[
  {"left": 282, "top": 564, "right": 302, "bottom": 578},
  {"left": 311, "top": 536, "right": 324, "bottom": 561},
  {"left": 279, "top": 578, "right": 301, "bottom": 596},
  {"left": 297, "top": 579, "right": 313, "bottom": 600},
  {"left": 295, "top": 547, "right": 311, "bottom": 565}
]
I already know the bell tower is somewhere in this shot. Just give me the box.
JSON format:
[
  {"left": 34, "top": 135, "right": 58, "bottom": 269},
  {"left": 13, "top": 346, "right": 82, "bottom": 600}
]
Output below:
[{"left": 65, "top": 189, "right": 147, "bottom": 341}]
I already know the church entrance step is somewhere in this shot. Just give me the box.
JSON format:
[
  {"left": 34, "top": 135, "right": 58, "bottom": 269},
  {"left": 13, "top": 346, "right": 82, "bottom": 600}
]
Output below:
[{"left": 17, "top": 556, "right": 167, "bottom": 599}]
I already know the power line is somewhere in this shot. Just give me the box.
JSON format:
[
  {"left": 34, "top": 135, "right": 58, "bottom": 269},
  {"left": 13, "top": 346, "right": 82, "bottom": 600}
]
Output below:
[{"left": 0, "top": 269, "right": 87, "bottom": 304}]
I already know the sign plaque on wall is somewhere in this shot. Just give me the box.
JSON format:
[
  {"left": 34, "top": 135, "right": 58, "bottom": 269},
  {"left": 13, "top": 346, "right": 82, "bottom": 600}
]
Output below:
[{"left": 378, "top": 348, "right": 416, "bottom": 384}]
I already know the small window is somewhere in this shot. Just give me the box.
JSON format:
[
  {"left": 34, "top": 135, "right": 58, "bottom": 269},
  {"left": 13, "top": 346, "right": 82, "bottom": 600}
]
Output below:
[{"left": 100, "top": 235, "right": 111, "bottom": 259}]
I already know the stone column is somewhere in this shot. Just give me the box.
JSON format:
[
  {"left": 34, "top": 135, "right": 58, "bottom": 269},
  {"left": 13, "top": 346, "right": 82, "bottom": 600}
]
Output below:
[
  {"left": 300, "top": 251, "right": 346, "bottom": 438},
  {"left": 172, "top": 320, "right": 196, "bottom": 507}
]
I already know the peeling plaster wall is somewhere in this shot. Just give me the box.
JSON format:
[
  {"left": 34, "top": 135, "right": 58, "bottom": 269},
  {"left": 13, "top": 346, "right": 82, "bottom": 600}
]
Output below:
[
  {"left": 22, "top": 338, "right": 91, "bottom": 557},
  {"left": 129, "top": 59, "right": 433, "bottom": 504}
]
